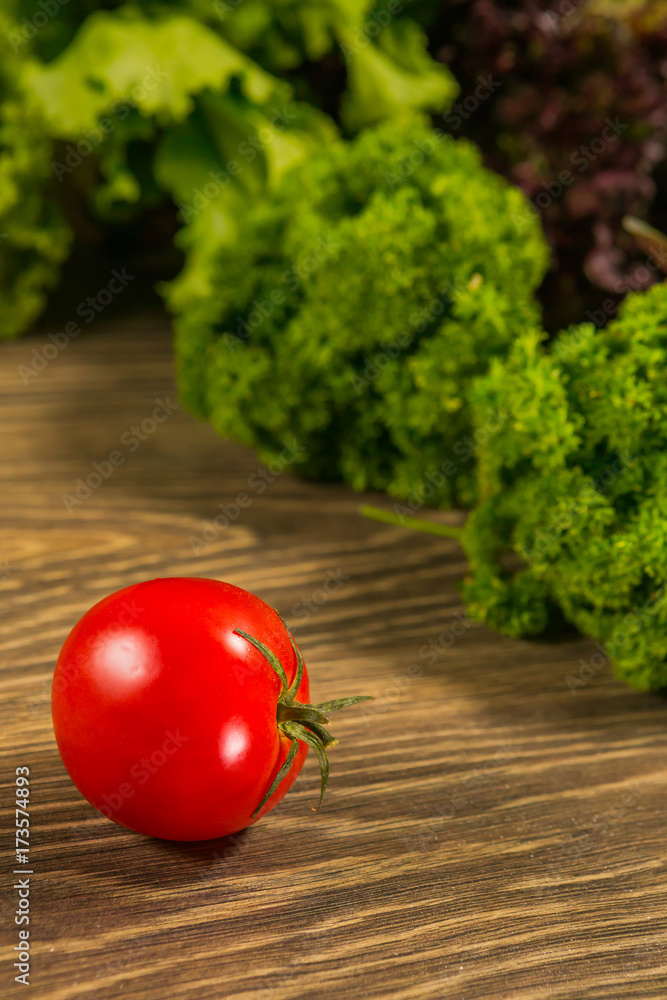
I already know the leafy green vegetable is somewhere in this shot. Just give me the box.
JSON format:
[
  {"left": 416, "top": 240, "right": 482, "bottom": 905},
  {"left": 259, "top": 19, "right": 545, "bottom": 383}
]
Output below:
[
  {"left": 24, "top": 6, "right": 281, "bottom": 220},
  {"left": 463, "top": 281, "right": 667, "bottom": 690},
  {"left": 158, "top": 90, "right": 336, "bottom": 316},
  {"left": 14, "top": 1, "right": 455, "bottom": 328},
  {"left": 338, "top": 16, "right": 456, "bottom": 131},
  {"left": 24, "top": 9, "right": 277, "bottom": 132},
  {"left": 174, "top": 117, "right": 548, "bottom": 508},
  {"left": 0, "top": 11, "right": 71, "bottom": 340}
]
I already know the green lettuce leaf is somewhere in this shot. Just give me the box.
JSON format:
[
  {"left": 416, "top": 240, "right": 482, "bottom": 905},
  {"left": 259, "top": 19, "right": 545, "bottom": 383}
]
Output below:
[{"left": 0, "top": 10, "right": 71, "bottom": 340}]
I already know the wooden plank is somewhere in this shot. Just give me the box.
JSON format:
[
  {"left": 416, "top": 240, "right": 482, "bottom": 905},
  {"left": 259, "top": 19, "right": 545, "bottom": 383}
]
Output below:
[{"left": 1, "top": 311, "right": 666, "bottom": 999}]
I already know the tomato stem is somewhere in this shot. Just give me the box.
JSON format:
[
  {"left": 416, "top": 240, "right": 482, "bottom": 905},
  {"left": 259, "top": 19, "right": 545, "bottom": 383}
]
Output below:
[
  {"left": 251, "top": 739, "right": 300, "bottom": 816},
  {"left": 234, "top": 624, "right": 372, "bottom": 818},
  {"left": 283, "top": 721, "right": 330, "bottom": 812},
  {"left": 235, "top": 629, "right": 289, "bottom": 693},
  {"left": 277, "top": 703, "right": 330, "bottom": 727},
  {"left": 284, "top": 630, "right": 305, "bottom": 702}
]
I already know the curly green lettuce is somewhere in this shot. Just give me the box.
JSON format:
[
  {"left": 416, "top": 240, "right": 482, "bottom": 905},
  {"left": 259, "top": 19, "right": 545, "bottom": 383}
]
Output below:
[
  {"left": 0, "top": 12, "right": 71, "bottom": 340},
  {"left": 463, "top": 281, "right": 667, "bottom": 690},
  {"left": 174, "top": 117, "right": 549, "bottom": 508},
  {"left": 18, "top": 2, "right": 455, "bottom": 319}
]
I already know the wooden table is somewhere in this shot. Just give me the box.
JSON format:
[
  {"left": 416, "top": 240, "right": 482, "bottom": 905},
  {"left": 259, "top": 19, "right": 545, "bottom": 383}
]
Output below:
[{"left": 2, "top": 311, "right": 666, "bottom": 1000}]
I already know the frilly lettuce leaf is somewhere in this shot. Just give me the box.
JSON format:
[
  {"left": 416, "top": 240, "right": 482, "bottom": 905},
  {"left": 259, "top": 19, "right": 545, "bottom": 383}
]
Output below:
[
  {"left": 0, "top": 10, "right": 71, "bottom": 339},
  {"left": 23, "top": 7, "right": 277, "bottom": 133},
  {"left": 158, "top": 92, "right": 336, "bottom": 313},
  {"left": 8, "top": 1, "right": 456, "bottom": 337},
  {"left": 339, "top": 19, "right": 457, "bottom": 131}
]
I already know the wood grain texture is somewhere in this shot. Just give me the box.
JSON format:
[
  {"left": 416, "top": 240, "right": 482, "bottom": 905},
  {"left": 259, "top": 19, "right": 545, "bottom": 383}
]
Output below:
[{"left": 2, "top": 312, "right": 667, "bottom": 1000}]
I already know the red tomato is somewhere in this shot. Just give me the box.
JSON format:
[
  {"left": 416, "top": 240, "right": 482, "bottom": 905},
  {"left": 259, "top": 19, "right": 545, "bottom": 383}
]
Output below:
[{"left": 52, "top": 577, "right": 367, "bottom": 841}]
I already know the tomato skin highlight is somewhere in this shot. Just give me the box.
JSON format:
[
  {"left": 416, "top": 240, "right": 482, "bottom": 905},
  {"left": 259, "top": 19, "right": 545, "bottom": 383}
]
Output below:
[{"left": 52, "top": 578, "right": 309, "bottom": 841}]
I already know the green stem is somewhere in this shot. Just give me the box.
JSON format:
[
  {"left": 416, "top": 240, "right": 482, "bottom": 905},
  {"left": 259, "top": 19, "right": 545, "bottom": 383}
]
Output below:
[
  {"left": 360, "top": 504, "right": 464, "bottom": 540},
  {"left": 251, "top": 739, "right": 299, "bottom": 818},
  {"left": 283, "top": 721, "right": 330, "bottom": 812},
  {"left": 311, "top": 696, "right": 373, "bottom": 712},
  {"left": 234, "top": 622, "right": 372, "bottom": 817},
  {"left": 277, "top": 702, "right": 330, "bottom": 727},
  {"left": 234, "top": 629, "right": 288, "bottom": 694},
  {"left": 281, "top": 615, "right": 305, "bottom": 701}
]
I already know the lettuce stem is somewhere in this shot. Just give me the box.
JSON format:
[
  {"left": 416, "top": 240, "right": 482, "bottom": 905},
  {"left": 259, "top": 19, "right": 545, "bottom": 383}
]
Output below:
[{"left": 359, "top": 504, "right": 464, "bottom": 540}]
